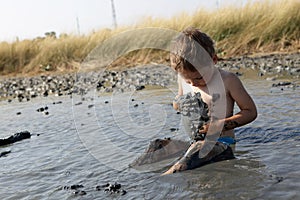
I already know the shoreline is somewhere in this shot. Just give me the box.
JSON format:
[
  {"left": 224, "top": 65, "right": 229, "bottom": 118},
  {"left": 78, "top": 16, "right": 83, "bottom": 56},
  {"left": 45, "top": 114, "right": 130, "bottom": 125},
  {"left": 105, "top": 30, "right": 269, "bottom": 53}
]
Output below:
[{"left": 0, "top": 52, "right": 299, "bottom": 103}]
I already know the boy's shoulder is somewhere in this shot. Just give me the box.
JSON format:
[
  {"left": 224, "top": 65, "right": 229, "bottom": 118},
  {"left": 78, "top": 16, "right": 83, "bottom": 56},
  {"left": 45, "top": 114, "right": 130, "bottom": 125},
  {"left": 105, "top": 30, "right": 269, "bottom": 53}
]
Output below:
[
  {"left": 218, "top": 69, "right": 243, "bottom": 91},
  {"left": 219, "top": 69, "right": 238, "bottom": 81}
]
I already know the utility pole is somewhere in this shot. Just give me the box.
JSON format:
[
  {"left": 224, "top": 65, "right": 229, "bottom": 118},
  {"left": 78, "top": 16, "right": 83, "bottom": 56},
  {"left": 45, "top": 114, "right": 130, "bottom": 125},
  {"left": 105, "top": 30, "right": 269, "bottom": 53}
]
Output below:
[
  {"left": 76, "top": 16, "right": 80, "bottom": 35},
  {"left": 110, "top": 0, "right": 117, "bottom": 29},
  {"left": 216, "top": 0, "right": 220, "bottom": 9}
]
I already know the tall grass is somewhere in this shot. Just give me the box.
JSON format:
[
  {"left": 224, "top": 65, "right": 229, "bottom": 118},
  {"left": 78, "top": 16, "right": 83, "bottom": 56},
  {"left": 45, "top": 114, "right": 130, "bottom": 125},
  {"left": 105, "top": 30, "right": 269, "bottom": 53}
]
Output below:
[{"left": 0, "top": 0, "right": 299, "bottom": 75}]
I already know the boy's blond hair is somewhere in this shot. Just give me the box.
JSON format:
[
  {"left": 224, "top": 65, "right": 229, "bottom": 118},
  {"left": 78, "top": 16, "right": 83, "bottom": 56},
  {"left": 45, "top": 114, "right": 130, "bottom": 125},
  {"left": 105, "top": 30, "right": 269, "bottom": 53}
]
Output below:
[{"left": 170, "top": 27, "right": 216, "bottom": 73}]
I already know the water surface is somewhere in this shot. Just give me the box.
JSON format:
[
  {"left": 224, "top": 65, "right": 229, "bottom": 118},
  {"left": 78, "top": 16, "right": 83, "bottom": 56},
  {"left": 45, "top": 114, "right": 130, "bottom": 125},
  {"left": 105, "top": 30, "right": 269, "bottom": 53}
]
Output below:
[{"left": 0, "top": 79, "right": 299, "bottom": 200}]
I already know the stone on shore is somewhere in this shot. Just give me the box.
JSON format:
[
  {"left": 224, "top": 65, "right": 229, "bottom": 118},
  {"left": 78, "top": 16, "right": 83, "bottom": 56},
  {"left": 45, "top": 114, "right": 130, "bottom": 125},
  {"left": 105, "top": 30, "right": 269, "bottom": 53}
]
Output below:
[
  {"left": 0, "top": 53, "right": 299, "bottom": 102},
  {"left": 0, "top": 131, "right": 31, "bottom": 146}
]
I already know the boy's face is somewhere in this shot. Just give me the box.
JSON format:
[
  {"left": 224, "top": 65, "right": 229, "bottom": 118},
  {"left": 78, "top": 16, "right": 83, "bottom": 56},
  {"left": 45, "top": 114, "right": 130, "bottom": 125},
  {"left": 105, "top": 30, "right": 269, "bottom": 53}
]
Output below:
[{"left": 180, "top": 67, "right": 214, "bottom": 87}]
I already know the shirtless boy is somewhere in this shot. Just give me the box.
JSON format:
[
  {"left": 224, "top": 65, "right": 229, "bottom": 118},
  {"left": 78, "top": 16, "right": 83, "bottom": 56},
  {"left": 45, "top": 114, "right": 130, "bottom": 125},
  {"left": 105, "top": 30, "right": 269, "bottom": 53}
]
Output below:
[{"left": 163, "top": 27, "right": 257, "bottom": 175}]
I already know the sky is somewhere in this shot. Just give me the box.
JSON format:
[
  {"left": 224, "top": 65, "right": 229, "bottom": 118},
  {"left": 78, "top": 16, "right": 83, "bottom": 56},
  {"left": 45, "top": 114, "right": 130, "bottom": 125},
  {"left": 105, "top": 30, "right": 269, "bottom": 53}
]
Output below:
[{"left": 0, "top": 0, "right": 249, "bottom": 42}]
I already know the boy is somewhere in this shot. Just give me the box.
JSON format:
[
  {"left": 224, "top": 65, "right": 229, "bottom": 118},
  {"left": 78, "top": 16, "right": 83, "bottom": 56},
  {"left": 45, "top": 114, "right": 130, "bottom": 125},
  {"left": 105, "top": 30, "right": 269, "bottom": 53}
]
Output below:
[{"left": 162, "top": 27, "right": 257, "bottom": 175}]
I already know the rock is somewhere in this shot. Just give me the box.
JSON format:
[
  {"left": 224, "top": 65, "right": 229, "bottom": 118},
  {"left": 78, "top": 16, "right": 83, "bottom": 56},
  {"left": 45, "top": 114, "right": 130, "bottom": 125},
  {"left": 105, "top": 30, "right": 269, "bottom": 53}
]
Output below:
[
  {"left": 36, "top": 107, "right": 45, "bottom": 112},
  {"left": 0, "top": 150, "right": 11, "bottom": 157},
  {"left": 0, "top": 131, "right": 31, "bottom": 146},
  {"left": 73, "top": 190, "right": 86, "bottom": 195},
  {"left": 52, "top": 101, "right": 62, "bottom": 104},
  {"left": 70, "top": 184, "right": 84, "bottom": 190},
  {"left": 272, "top": 81, "right": 292, "bottom": 87},
  {"left": 169, "top": 128, "right": 178, "bottom": 132},
  {"left": 96, "top": 182, "right": 126, "bottom": 195},
  {"left": 235, "top": 72, "right": 243, "bottom": 76},
  {"left": 135, "top": 85, "right": 145, "bottom": 91}
]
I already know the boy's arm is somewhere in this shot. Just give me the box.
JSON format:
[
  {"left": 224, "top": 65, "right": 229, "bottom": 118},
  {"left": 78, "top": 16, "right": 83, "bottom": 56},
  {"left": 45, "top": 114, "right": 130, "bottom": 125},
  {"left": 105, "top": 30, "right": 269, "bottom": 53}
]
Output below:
[
  {"left": 173, "top": 76, "right": 184, "bottom": 110},
  {"left": 222, "top": 73, "right": 257, "bottom": 131}
]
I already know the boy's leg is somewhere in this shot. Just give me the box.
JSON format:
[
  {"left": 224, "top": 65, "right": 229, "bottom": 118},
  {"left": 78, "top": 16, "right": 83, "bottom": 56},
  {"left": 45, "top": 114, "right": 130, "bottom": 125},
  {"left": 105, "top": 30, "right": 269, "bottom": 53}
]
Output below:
[
  {"left": 162, "top": 141, "right": 205, "bottom": 175},
  {"left": 162, "top": 141, "right": 232, "bottom": 175}
]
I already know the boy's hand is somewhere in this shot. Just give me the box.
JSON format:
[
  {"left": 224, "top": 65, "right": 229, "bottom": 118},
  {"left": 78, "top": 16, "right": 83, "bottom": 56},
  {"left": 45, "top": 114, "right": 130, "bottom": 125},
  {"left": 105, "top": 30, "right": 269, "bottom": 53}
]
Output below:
[
  {"left": 199, "top": 123, "right": 209, "bottom": 134},
  {"left": 172, "top": 95, "right": 181, "bottom": 110},
  {"left": 199, "top": 119, "right": 224, "bottom": 137}
]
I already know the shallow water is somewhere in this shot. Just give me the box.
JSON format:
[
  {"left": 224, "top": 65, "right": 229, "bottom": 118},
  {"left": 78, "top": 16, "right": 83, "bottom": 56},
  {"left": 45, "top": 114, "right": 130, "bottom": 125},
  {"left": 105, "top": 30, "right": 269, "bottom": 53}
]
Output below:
[{"left": 0, "top": 78, "right": 299, "bottom": 200}]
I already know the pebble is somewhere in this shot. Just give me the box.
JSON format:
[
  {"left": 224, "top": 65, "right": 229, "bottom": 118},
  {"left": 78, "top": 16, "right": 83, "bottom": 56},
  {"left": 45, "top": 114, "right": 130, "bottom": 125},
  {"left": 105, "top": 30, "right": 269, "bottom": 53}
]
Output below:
[
  {"left": 96, "top": 182, "right": 127, "bottom": 196},
  {"left": 217, "top": 53, "right": 300, "bottom": 80},
  {"left": 0, "top": 150, "right": 11, "bottom": 157},
  {"left": 169, "top": 128, "right": 178, "bottom": 132},
  {"left": 0, "top": 53, "right": 299, "bottom": 102},
  {"left": 60, "top": 182, "right": 127, "bottom": 196}
]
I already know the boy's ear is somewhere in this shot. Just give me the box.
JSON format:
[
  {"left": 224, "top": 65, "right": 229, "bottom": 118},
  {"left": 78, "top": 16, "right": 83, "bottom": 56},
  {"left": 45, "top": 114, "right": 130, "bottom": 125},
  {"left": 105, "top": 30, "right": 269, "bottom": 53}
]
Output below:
[{"left": 212, "top": 54, "right": 218, "bottom": 64}]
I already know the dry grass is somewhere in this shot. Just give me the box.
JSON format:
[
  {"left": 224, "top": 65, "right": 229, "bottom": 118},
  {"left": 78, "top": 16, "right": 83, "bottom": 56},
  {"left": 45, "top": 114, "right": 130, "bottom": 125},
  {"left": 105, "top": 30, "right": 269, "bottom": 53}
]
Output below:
[{"left": 0, "top": 0, "right": 299, "bottom": 76}]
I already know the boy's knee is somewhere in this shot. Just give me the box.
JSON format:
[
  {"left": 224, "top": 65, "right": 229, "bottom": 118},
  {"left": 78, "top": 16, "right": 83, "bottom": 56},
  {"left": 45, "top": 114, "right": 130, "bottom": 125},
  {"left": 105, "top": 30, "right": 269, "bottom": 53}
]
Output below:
[{"left": 172, "top": 163, "right": 188, "bottom": 173}]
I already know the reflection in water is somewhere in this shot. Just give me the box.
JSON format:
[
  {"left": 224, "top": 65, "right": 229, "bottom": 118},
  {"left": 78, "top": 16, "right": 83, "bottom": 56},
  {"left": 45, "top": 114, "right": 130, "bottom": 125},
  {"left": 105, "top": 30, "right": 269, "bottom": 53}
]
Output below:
[{"left": 158, "top": 155, "right": 266, "bottom": 199}]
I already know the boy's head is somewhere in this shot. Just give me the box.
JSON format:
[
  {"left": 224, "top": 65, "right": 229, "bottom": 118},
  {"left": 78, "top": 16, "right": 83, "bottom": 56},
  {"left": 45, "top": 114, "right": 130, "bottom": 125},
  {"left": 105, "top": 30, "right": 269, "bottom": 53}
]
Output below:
[{"left": 170, "top": 27, "right": 216, "bottom": 74}]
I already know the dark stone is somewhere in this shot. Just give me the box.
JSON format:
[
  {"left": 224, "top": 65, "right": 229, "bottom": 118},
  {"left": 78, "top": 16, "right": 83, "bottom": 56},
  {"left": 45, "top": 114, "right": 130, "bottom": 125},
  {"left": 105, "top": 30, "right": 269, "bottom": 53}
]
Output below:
[
  {"left": 70, "top": 184, "right": 84, "bottom": 190},
  {"left": 135, "top": 85, "right": 145, "bottom": 91},
  {"left": 16, "top": 112, "right": 22, "bottom": 115},
  {"left": 73, "top": 190, "right": 86, "bottom": 195},
  {"left": 62, "top": 184, "right": 84, "bottom": 190},
  {"left": 97, "top": 82, "right": 103, "bottom": 89},
  {"left": 272, "top": 81, "right": 292, "bottom": 87},
  {"left": 276, "top": 177, "right": 284, "bottom": 183},
  {"left": 36, "top": 107, "right": 45, "bottom": 112},
  {"left": 53, "top": 101, "right": 62, "bottom": 104},
  {"left": 100, "top": 182, "right": 126, "bottom": 195},
  {"left": 0, "top": 131, "right": 31, "bottom": 146},
  {"left": 0, "top": 150, "right": 11, "bottom": 157},
  {"left": 235, "top": 72, "right": 243, "bottom": 76},
  {"left": 43, "top": 91, "right": 48, "bottom": 97},
  {"left": 258, "top": 71, "right": 264, "bottom": 76},
  {"left": 95, "top": 185, "right": 101, "bottom": 191}
]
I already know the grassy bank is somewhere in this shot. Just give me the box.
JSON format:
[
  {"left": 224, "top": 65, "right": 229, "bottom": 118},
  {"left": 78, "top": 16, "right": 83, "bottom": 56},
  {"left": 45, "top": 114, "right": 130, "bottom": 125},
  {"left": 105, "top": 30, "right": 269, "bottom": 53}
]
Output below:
[{"left": 0, "top": 0, "right": 299, "bottom": 76}]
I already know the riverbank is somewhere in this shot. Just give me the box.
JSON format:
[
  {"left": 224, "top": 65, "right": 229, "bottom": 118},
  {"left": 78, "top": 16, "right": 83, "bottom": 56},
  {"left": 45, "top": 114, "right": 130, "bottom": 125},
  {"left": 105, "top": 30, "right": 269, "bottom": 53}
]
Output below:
[{"left": 0, "top": 52, "right": 299, "bottom": 103}]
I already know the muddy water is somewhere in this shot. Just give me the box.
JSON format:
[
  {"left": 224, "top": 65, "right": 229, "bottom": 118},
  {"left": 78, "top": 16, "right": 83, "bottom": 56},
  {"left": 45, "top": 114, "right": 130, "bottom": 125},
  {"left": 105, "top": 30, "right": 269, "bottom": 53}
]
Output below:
[{"left": 0, "top": 78, "right": 299, "bottom": 200}]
